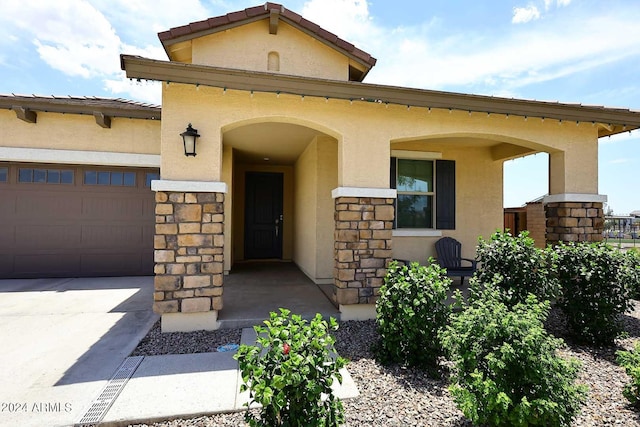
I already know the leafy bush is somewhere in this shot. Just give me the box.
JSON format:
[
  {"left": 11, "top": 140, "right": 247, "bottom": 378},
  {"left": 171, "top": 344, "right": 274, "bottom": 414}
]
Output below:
[
  {"left": 235, "top": 309, "right": 345, "bottom": 427},
  {"left": 475, "top": 230, "right": 559, "bottom": 305},
  {"left": 624, "top": 249, "right": 640, "bottom": 299},
  {"left": 440, "top": 282, "right": 587, "bottom": 427},
  {"left": 375, "top": 260, "right": 451, "bottom": 373},
  {"left": 553, "top": 242, "right": 636, "bottom": 345},
  {"left": 617, "top": 342, "right": 640, "bottom": 407}
]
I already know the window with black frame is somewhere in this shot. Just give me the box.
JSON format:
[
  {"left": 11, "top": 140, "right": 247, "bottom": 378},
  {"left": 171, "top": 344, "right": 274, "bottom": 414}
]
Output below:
[{"left": 391, "top": 157, "right": 456, "bottom": 230}]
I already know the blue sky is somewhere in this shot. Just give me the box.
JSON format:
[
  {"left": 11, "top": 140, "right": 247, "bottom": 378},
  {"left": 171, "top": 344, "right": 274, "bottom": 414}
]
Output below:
[{"left": 0, "top": 0, "right": 638, "bottom": 214}]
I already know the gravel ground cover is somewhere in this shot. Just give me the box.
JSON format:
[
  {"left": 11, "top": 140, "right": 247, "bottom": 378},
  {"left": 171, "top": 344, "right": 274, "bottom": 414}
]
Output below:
[{"left": 130, "top": 302, "right": 640, "bottom": 427}]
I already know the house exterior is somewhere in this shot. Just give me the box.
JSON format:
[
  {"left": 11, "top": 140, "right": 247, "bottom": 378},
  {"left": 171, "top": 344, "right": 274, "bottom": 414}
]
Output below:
[{"left": 2, "top": 2, "right": 640, "bottom": 332}]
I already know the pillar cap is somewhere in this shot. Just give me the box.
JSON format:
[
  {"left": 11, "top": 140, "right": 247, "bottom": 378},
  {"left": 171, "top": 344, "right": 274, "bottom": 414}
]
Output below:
[{"left": 543, "top": 193, "right": 607, "bottom": 204}]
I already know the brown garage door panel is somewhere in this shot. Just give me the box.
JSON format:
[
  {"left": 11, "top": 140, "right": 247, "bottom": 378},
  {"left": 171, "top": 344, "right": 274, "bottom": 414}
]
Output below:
[
  {"left": 0, "top": 163, "right": 158, "bottom": 278},
  {"left": 82, "top": 197, "right": 145, "bottom": 219},
  {"left": 16, "top": 195, "right": 82, "bottom": 218},
  {"left": 81, "top": 225, "right": 144, "bottom": 247},
  {"left": 14, "top": 254, "right": 81, "bottom": 276},
  {"left": 15, "top": 225, "right": 81, "bottom": 248}
]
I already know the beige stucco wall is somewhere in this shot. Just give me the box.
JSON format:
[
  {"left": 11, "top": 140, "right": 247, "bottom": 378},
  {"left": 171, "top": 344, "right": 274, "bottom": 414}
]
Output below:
[
  {"left": 232, "top": 163, "right": 294, "bottom": 262},
  {"left": 191, "top": 20, "right": 350, "bottom": 81},
  {"left": 160, "top": 83, "right": 602, "bottom": 268},
  {"left": 293, "top": 138, "right": 318, "bottom": 277},
  {"left": 0, "top": 110, "right": 160, "bottom": 154},
  {"left": 222, "top": 144, "right": 234, "bottom": 272},
  {"left": 391, "top": 144, "right": 503, "bottom": 262},
  {"left": 293, "top": 136, "right": 337, "bottom": 282}
]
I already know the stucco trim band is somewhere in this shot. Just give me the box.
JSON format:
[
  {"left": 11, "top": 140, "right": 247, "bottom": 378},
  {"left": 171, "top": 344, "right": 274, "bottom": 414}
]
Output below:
[
  {"left": 391, "top": 150, "right": 442, "bottom": 159},
  {"left": 543, "top": 193, "right": 608, "bottom": 204},
  {"left": 151, "top": 179, "right": 228, "bottom": 193},
  {"left": 392, "top": 229, "right": 443, "bottom": 237},
  {"left": 0, "top": 146, "right": 160, "bottom": 167},
  {"left": 331, "top": 187, "right": 397, "bottom": 199}
]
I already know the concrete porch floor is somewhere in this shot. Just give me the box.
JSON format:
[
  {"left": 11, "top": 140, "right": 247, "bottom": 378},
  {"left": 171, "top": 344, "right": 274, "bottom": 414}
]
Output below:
[{"left": 217, "top": 261, "right": 339, "bottom": 329}]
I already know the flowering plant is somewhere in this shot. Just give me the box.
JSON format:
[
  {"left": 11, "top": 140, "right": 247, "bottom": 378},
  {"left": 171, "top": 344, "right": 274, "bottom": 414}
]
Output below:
[{"left": 235, "top": 308, "right": 346, "bottom": 427}]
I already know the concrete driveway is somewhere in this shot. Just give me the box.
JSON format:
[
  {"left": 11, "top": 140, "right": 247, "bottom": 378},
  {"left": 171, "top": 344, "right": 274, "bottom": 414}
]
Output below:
[{"left": 0, "top": 276, "right": 157, "bottom": 427}]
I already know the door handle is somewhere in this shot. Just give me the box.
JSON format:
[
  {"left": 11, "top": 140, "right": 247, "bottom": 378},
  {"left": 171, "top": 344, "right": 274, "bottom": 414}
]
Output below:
[{"left": 275, "top": 218, "right": 280, "bottom": 237}]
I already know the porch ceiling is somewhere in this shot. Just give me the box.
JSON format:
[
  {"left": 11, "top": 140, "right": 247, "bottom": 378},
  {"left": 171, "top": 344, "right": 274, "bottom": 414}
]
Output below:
[{"left": 224, "top": 122, "right": 322, "bottom": 164}]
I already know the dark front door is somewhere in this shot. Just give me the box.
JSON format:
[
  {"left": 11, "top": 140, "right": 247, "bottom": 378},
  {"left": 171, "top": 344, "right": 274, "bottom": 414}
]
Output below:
[{"left": 244, "top": 172, "right": 283, "bottom": 259}]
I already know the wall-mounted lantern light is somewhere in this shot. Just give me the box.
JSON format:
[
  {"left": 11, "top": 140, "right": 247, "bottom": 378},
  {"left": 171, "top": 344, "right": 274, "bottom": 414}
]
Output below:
[{"left": 180, "top": 123, "right": 200, "bottom": 157}]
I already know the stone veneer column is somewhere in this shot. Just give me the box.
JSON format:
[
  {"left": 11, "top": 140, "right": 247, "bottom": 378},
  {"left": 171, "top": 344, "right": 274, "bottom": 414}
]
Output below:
[
  {"left": 333, "top": 196, "right": 394, "bottom": 308},
  {"left": 544, "top": 197, "right": 605, "bottom": 244},
  {"left": 153, "top": 190, "right": 225, "bottom": 332}
]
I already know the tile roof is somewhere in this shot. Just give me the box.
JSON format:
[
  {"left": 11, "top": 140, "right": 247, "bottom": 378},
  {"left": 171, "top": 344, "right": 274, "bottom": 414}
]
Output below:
[{"left": 157, "top": 2, "right": 376, "bottom": 68}]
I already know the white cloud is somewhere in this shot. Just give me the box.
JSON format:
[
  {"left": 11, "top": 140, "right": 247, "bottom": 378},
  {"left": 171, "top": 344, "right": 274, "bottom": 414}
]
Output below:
[
  {"left": 608, "top": 158, "right": 632, "bottom": 164},
  {"left": 103, "top": 76, "right": 161, "bottom": 104},
  {"left": 301, "top": 0, "right": 378, "bottom": 49},
  {"left": 512, "top": 5, "right": 541, "bottom": 24}
]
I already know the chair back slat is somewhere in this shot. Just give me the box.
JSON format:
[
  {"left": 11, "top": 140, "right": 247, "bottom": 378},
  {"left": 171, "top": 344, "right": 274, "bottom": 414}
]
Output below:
[{"left": 435, "top": 237, "right": 462, "bottom": 268}]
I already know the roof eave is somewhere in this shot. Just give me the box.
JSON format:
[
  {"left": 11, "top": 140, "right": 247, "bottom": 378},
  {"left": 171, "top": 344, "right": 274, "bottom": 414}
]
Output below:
[
  {"left": 120, "top": 55, "right": 640, "bottom": 136},
  {"left": 0, "top": 95, "right": 161, "bottom": 120}
]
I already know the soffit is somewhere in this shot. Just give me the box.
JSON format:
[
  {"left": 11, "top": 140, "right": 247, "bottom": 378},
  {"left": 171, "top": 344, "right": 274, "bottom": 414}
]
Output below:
[{"left": 224, "top": 122, "right": 322, "bottom": 164}]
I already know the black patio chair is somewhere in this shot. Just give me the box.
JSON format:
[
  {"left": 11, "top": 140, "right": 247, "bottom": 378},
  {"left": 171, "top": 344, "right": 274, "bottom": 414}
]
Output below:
[{"left": 434, "top": 237, "right": 477, "bottom": 283}]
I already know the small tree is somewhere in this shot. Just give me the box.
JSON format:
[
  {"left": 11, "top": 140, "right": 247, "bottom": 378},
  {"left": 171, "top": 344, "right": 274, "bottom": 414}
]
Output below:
[
  {"left": 235, "top": 309, "right": 345, "bottom": 427},
  {"left": 375, "top": 260, "right": 451, "bottom": 374},
  {"left": 441, "top": 282, "right": 587, "bottom": 427},
  {"left": 475, "top": 231, "right": 559, "bottom": 305}
]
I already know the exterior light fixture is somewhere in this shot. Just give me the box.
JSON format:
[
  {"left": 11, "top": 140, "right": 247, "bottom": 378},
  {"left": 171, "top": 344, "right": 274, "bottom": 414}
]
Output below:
[{"left": 180, "top": 123, "right": 200, "bottom": 157}]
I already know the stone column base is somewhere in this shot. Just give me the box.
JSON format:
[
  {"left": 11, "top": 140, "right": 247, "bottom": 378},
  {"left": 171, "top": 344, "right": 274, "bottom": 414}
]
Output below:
[
  {"left": 333, "top": 195, "right": 394, "bottom": 306},
  {"left": 544, "top": 200, "right": 604, "bottom": 244}
]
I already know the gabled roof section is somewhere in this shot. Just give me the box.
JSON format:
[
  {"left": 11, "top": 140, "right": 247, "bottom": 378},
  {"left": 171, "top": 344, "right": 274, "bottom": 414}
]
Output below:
[
  {"left": 0, "top": 94, "right": 161, "bottom": 126},
  {"left": 158, "top": 2, "right": 376, "bottom": 81}
]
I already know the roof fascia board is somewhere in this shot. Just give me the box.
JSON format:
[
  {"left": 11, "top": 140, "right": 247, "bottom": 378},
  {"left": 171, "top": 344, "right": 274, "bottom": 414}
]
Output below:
[
  {"left": 121, "top": 55, "right": 640, "bottom": 130},
  {"left": 161, "top": 15, "right": 267, "bottom": 48},
  {"left": 0, "top": 97, "right": 160, "bottom": 120},
  {"left": 160, "top": 15, "right": 373, "bottom": 72}
]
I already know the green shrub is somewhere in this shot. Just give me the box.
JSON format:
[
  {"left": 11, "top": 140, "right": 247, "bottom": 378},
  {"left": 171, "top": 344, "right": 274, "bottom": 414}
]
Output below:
[
  {"left": 624, "top": 249, "right": 640, "bottom": 299},
  {"left": 617, "top": 342, "right": 640, "bottom": 407},
  {"left": 375, "top": 260, "right": 451, "bottom": 373},
  {"left": 553, "top": 242, "right": 635, "bottom": 345},
  {"left": 234, "top": 309, "right": 345, "bottom": 427},
  {"left": 440, "top": 282, "right": 586, "bottom": 427},
  {"left": 475, "top": 230, "right": 559, "bottom": 305}
]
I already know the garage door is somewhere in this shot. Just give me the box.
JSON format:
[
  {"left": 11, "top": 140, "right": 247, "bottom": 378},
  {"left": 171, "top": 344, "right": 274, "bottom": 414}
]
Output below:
[{"left": 0, "top": 162, "right": 158, "bottom": 278}]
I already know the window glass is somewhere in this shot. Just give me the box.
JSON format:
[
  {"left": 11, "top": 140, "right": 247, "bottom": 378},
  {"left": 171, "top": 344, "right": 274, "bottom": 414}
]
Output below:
[
  {"left": 111, "top": 172, "right": 123, "bottom": 186},
  {"left": 33, "top": 169, "right": 46, "bottom": 183},
  {"left": 18, "top": 168, "right": 33, "bottom": 183},
  {"left": 145, "top": 172, "right": 159, "bottom": 187},
  {"left": 47, "top": 169, "right": 60, "bottom": 183},
  {"left": 397, "top": 159, "right": 433, "bottom": 192},
  {"left": 61, "top": 170, "right": 74, "bottom": 184},
  {"left": 397, "top": 194, "right": 433, "bottom": 228},
  {"left": 0, "top": 167, "right": 7, "bottom": 182},
  {"left": 123, "top": 172, "right": 136, "bottom": 187},
  {"left": 97, "top": 171, "right": 110, "bottom": 185},
  {"left": 84, "top": 171, "right": 97, "bottom": 185}
]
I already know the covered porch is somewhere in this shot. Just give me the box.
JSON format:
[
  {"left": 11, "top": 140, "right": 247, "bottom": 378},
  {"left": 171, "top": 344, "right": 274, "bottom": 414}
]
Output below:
[{"left": 217, "top": 261, "right": 339, "bottom": 329}]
